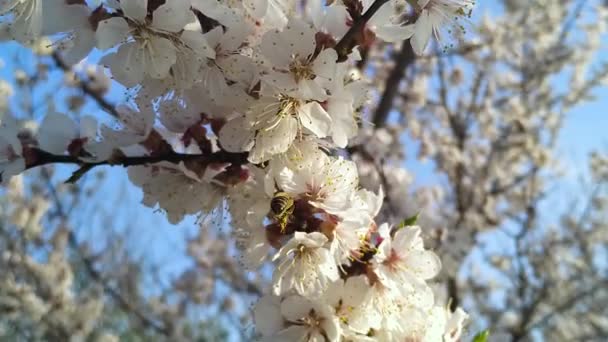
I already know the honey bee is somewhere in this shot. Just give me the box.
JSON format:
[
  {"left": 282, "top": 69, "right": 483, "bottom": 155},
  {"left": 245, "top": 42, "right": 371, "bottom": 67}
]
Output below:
[{"left": 270, "top": 192, "right": 295, "bottom": 233}]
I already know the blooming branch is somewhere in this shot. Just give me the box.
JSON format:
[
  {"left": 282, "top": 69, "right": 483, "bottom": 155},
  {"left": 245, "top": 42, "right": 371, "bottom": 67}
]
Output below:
[{"left": 0, "top": 0, "right": 478, "bottom": 340}]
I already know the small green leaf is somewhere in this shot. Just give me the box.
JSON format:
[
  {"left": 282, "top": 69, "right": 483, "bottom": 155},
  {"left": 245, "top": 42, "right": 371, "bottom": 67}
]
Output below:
[
  {"left": 396, "top": 212, "right": 420, "bottom": 229},
  {"left": 472, "top": 330, "right": 490, "bottom": 342}
]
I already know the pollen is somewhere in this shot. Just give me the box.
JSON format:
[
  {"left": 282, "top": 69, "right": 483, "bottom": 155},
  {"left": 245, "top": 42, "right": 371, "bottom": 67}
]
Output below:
[
  {"left": 277, "top": 96, "right": 300, "bottom": 118},
  {"left": 289, "top": 58, "right": 315, "bottom": 82}
]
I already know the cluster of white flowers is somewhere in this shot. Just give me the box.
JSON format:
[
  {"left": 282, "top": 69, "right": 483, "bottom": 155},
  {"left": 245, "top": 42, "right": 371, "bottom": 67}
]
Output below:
[
  {"left": 0, "top": 176, "right": 116, "bottom": 341},
  {"left": 0, "top": 0, "right": 476, "bottom": 339}
]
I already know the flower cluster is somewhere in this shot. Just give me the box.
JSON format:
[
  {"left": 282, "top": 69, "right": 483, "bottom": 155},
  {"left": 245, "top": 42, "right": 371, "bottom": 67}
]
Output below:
[
  {"left": 0, "top": 176, "right": 117, "bottom": 341},
  {"left": 0, "top": 0, "right": 475, "bottom": 340}
]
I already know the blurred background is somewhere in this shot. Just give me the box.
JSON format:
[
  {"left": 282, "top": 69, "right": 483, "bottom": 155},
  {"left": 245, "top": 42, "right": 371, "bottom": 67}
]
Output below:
[{"left": 0, "top": 0, "right": 607, "bottom": 341}]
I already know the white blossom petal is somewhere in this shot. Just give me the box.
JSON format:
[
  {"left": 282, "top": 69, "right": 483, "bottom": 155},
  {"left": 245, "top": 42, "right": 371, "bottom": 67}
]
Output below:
[
  {"left": 298, "top": 102, "right": 331, "bottom": 138},
  {"left": 121, "top": 0, "right": 148, "bottom": 22}
]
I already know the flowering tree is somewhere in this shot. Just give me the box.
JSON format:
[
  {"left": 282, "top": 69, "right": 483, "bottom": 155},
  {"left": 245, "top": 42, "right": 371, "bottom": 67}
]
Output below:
[
  {"left": 353, "top": 0, "right": 608, "bottom": 303},
  {"left": 345, "top": 0, "right": 608, "bottom": 339},
  {"left": 342, "top": 0, "right": 608, "bottom": 340},
  {"left": 462, "top": 152, "right": 608, "bottom": 341},
  {"left": 1, "top": 0, "right": 606, "bottom": 341},
  {"left": 0, "top": 0, "right": 479, "bottom": 340}
]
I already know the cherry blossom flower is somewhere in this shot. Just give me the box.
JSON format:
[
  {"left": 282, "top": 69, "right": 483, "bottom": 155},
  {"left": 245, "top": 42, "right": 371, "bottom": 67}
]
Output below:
[
  {"left": 229, "top": 167, "right": 274, "bottom": 269},
  {"left": 275, "top": 152, "right": 359, "bottom": 216},
  {"left": 219, "top": 93, "right": 332, "bottom": 163},
  {"left": 322, "top": 276, "right": 371, "bottom": 336},
  {"left": 272, "top": 231, "right": 339, "bottom": 297},
  {"left": 88, "top": 104, "right": 155, "bottom": 160},
  {"left": 372, "top": 224, "right": 442, "bottom": 297},
  {"left": 260, "top": 19, "right": 338, "bottom": 101},
  {"left": 330, "top": 188, "right": 383, "bottom": 264},
  {"left": 198, "top": 23, "right": 255, "bottom": 99},
  {"left": 254, "top": 294, "right": 341, "bottom": 341},
  {"left": 325, "top": 53, "right": 370, "bottom": 148},
  {"left": 128, "top": 162, "right": 225, "bottom": 224},
  {"left": 97, "top": 0, "right": 209, "bottom": 86},
  {"left": 409, "top": 0, "right": 475, "bottom": 54}
]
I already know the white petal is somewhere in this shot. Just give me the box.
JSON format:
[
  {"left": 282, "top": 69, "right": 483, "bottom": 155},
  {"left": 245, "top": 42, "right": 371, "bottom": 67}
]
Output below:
[
  {"left": 297, "top": 79, "right": 327, "bottom": 101},
  {"left": 324, "top": 5, "right": 349, "bottom": 37},
  {"left": 60, "top": 25, "right": 95, "bottom": 65},
  {"left": 202, "top": 26, "right": 223, "bottom": 49},
  {"left": 374, "top": 24, "right": 415, "bottom": 43},
  {"left": 283, "top": 19, "right": 316, "bottom": 59},
  {"left": 280, "top": 295, "right": 313, "bottom": 321},
  {"left": 41, "top": 1, "right": 88, "bottom": 35},
  {"left": 273, "top": 326, "right": 310, "bottom": 342},
  {"left": 100, "top": 126, "right": 143, "bottom": 147},
  {"left": 152, "top": 0, "right": 191, "bottom": 32},
  {"left": 219, "top": 20, "right": 252, "bottom": 52},
  {"left": 368, "top": 0, "right": 393, "bottom": 27},
  {"left": 9, "top": 0, "right": 43, "bottom": 42},
  {"left": 260, "top": 28, "right": 293, "bottom": 67},
  {"left": 95, "top": 17, "right": 130, "bottom": 50},
  {"left": 307, "top": 0, "right": 323, "bottom": 29},
  {"left": 249, "top": 117, "right": 297, "bottom": 163},
  {"left": 344, "top": 275, "right": 370, "bottom": 306},
  {"left": 101, "top": 43, "right": 144, "bottom": 87},
  {"left": 393, "top": 226, "right": 420, "bottom": 249},
  {"left": 244, "top": 232, "right": 271, "bottom": 268},
  {"left": 181, "top": 30, "right": 215, "bottom": 59},
  {"left": 312, "top": 48, "right": 338, "bottom": 81},
  {"left": 217, "top": 54, "right": 257, "bottom": 85},
  {"left": 218, "top": 117, "right": 255, "bottom": 152},
  {"left": 412, "top": 12, "right": 432, "bottom": 54},
  {"left": 145, "top": 37, "right": 177, "bottom": 79},
  {"left": 191, "top": 0, "right": 241, "bottom": 28},
  {"left": 121, "top": 0, "right": 147, "bottom": 22},
  {"left": 104, "top": 0, "right": 120, "bottom": 10},
  {"left": 323, "top": 318, "right": 341, "bottom": 341},
  {"left": 0, "top": 0, "right": 20, "bottom": 15},
  {"left": 116, "top": 104, "right": 154, "bottom": 136},
  {"left": 243, "top": 0, "right": 267, "bottom": 18},
  {"left": 264, "top": 0, "right": 293, "bottom": 29},
  {"left": 38, "top": 112, "right": 77, "bottom": 154},
  {"left": 298, "top": 102, "right": 331, "bottom": 138},
  {"left": 80, "top": 116, "right": 98, "bottom": 139},
  {"left": 276, "top": 167, "right": 307, "bottom": 195},
  {"left": 262, "top": 72, "right": 298, "bottom": 93},
  {"left": 253, "top": 295, "right": 283, "bottom": 336},
  {"left": 406, "top": 250, "right": 442, "bottom": 280}
]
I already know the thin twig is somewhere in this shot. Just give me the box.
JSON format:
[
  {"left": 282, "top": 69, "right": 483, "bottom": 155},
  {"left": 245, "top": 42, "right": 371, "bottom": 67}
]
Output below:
[{"left": 51, "top": 52, "right": 120, "bottom": 118}]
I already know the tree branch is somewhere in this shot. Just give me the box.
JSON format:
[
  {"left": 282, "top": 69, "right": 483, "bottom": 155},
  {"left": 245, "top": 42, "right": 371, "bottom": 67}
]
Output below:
[
  {"left": 372, "top": 41, "right": 416, "bottom": 127},
  {"left": 520, "top": 279, "right": 608, "bottom": 339},
  {"left": 26, "top": 148, "right": 248, "bottom": 183},
  {"left": 334, "top": 0, "right": 390, "bottom": 60}
]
